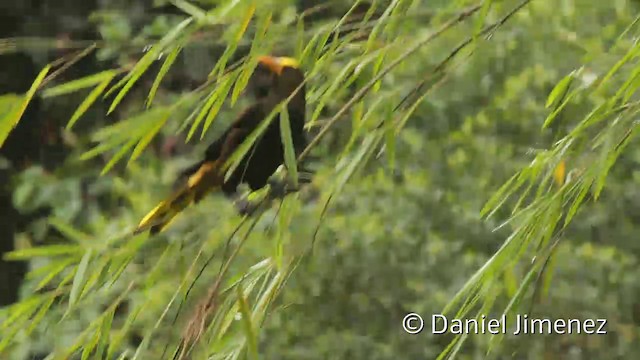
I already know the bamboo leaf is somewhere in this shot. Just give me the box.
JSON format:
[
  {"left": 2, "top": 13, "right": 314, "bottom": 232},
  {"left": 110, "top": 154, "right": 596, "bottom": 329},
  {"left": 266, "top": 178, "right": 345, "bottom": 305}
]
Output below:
[
  {"left": 107, "top": 303, "right": 144, "bottom": 358},
  {"left": 541, "top": 246, "right": 560, "bottom": 299},
  {"left": 365, "top": 0, "right": 398, "bottom": 51},
  {"left": 172, "top": 0, "right": 207, "bottom": 21},
  {"left": 128, "top": 112, "right": 171, "bottom": 163},
  {"left": 0, "top": 297, "right": 42, "bottom": 331},
  {"left": 335, "top": 133, "right": 379, "bottom": 193},
  {"left": 597, "top": 41, "right": 640, "bottom": 92},
  {"left": 67, "top": 75, "right": 115, "bottom": 129},
  {"left": 92, "top": 106, "right": 167, "bottom": 143},
  {"left": 383, "top": 103, "right": 396, "bottom": 170},
  {"left": 48, "top": 217, "right": 92, "bottom": 243},
  {"left": 79, "top": 138, "right": 127, "bottom": 161},
  {"left": 0, "top": 64, "right": 50, "bottom": 147},
  {"left": 95, "top": 308, "right": 115, "bottom": 360},
  {"left": 224, "top": 104, "right": 281, "bottom": 182},
  {"left": 209, "top": 4, "right": 255, "bottom": 78},
  {"left": 42, "top": 70, "right": 118, "bottom": 98},
  {"left": 35, "top": 258, "right": 76, "bottom": 291},
  {"left": 101, "top": 137, "right": 138, "bottom": 175},
  {"left": 25, "top": 295, "right": 56, "bottom": 336},
  {"left": 81, "top": 330, "right": 100, "bottom": 360},
  {"left": 4, "top": 244, "right": 82, "bottom": 260},
  {"left": 545, "top": 71, "right": 575, "bottom": 109},
  {"left": 107, "top": 18, "right": 193, "bottom": 113},
  {"left": 237, "top": 285, "right": 258, "bottom": 360},
  {"left": 230, "top": 58, "right": 258, "bottom": 106},
  {"left": 147, "top": 45, "right": 182, "bottom": 108},
  {"left": 187, "top": 86, "right": 221, "bottom": 141},
  {"left": 279, "top": 107, "right": 298, "bottom": 187},
  {"left": 202, "top": 75, "right": 236, "bottom": 137},
  {"left": 310, "top": 61, "right": 356, "bottom": 125},
  {"left": 68, "top": 249, "right": 93, "bottom": 311},
  {"left": 542, "top": 89, "right": 577, "bottom": 129}
]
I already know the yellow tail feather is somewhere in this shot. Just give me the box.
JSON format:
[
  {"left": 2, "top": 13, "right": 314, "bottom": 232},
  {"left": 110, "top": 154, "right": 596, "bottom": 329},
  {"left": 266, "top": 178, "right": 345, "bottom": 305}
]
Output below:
[
  {"left": 133, "top": 191, "right": 193, "bottom": 235},
  {"left": 134, "top": 161, "right": 223, "bottom": 235}
]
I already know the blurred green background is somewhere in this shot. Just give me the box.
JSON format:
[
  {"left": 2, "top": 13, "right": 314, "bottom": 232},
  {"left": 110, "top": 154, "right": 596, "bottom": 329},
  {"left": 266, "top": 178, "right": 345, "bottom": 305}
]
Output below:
[{"left": 2, "top": 0, "right": 640, "bottom": 359}]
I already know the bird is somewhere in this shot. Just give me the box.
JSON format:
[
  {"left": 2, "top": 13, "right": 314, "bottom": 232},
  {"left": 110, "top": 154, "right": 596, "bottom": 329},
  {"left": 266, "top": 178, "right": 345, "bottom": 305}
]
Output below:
[{"left": 134, "top": 55, "right": 308, "bottom": 235}]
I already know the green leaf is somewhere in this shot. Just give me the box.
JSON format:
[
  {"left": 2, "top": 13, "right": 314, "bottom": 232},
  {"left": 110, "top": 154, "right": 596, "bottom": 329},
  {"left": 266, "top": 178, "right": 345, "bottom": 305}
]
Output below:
[
  {"left": 0, "top": 93, "right": 23, "bottom": 140},
  {"left": 68, "top": 249, "right": 93, "bottom": 311},
  {"left": 187, "top": 86, "right": 221, "bottom": 141},
  {"left": 147, "top": 45, "right": 182, "bottom": 108},
  {"left": 42, "top": 70, "right": 118, "bottom": 98},
  {"left": 128, "top": 112, "right": 171, "bottom": 163},
  {"left": 237, "top": 285, "right": 258, "bottom": 360},
  {"left": 309, "top": 61, "right": 355, "bottom": 126},
  {"left": 4, "top": 244, "right": 82, "bottom": 260},
  {"left": 202, "top": 74, "right": 236, "bottom": 137},
  {"left": 279, "top": 107, "right": 298, "bottom": 187},
  {"left": 471, "top": 0, "right": 492, "bottom": 50},
  {"left": 545, "top": 70, "right": 575, "bottom": 109},
  {"left": 48, "top": 217, "right": 92, "bottom": 243},
  {"left": 224, "top": 104, "right": 281, "bottom": 182},
  {"left": 81, "top": 329, "right": 100, "bottom": 360},
  {"left": 208, "top": 3, "right": 255, "bottom": 79},
  {"left": 172, "top": 0, "right": 208, "bottom": 21},
  {"left": 107, "top": 303, "right": 144, "bottom": 358},
  {"left": 383, "top": 103, "right": 396, "bottom": 170},
  {"left": 597, "top": 41, "right": 640, "bottom": 92},
  {"left": 0, "top": 64, "right": 50, "bottom": 147},
  {"left": 107, "top": 18, "right": 193, "bottom": 114},
  {"left": 335, "top": 133, "right": 380, "bottom": 193},
  {"left": 542, "top": 89, "right": 577, "bottom": 129},
  {"left": 101, "top": 138, "right": 137, "bottom": 175},
  {"left": 67, "top": 75, "right": 114, "bottom": 129},
  {"left": 541, "top": 247, "right": 560, "bottom": 299},
  {"left": 95, "top": 308, "right": 115, "bottom": 360},
  {"left": 0, "top": 297, "right": 42, "bottom": 331},
  {"left": 230, "top": 58, "right": 258, "bottom": 106},
  {"left": 34, "top": 258, "right": 76, "bottom": 291},
  {"left": 25, "top": 295, "right": 56, "bottom": 336},
  {"left": 365, "top": 0, "right": 398, "bottom": 51}
]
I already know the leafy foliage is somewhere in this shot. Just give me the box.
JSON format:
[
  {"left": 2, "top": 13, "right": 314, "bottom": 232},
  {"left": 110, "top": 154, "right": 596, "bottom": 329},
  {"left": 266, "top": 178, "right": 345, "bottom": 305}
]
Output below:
[{"left": 2, "top": 0, "right": 640, "bottom": 359}]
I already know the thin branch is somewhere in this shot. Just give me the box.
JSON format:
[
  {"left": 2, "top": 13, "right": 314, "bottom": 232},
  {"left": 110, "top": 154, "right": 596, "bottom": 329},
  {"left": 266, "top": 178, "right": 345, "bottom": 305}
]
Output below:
[
  {"left": 395, "top": 0, "right": 533, "bottom": 111},
  {"left": 297, "top": 3, "right": 484, "bottom": 162},
  {"left": 40, "top": 44, "right": 98, "bottom": 88}
]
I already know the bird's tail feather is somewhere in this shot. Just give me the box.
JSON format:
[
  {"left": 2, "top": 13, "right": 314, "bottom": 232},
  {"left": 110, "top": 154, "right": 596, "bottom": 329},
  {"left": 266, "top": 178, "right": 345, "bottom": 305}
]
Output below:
[
  {"left": 134, "top": 186, "right": 194, "bottom": 235},
  {"left": 134, "top": 161, "right": 222, "bottom": 235}
]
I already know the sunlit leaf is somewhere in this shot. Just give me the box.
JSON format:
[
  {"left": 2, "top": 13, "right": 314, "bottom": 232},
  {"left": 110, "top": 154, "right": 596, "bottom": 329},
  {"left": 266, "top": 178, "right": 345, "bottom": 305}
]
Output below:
[
  {"left": 67, "top": 75, "right": 115, "bottom": 129},
  {"left": 0, "top": 64, "right": 50, "bottom": 147},
  {"left": 236, "top": 285, "right": 258, "bottom": 360},
  {"left": 147, "top": 45, "right": 182, "bottom": 108},
  {"left": 68, "top": 249, "right": 93, "bottom": 311},
  {"left": 279, "top": 107, "right": 298, "bottom": 187}
]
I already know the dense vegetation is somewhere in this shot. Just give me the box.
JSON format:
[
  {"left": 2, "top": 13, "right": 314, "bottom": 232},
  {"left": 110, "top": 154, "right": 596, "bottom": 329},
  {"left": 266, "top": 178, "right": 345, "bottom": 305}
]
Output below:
[{"left": 2, "top": 0, "right": 640, "bottom": 359}]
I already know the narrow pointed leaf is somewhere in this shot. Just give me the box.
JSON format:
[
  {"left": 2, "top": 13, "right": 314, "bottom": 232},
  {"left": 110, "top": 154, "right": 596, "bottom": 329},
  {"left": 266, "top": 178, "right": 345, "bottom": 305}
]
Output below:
[
  {"left": 147, "top": 45, "right": 182, "bottom": 108},
  {"left": 545, "top": 71, "right": 575, "bottom": 109},
  {"left": 0, "top": 64, "right": 50, "bottom": 147},
  {"left": 68, "top": 249, "right": 93, "bottom": 311},
  {"left": 67, "top": 75, "right": 114, "bottom": 129},
  {"left": 202, "top": 75, "right": 236, "bottom": 137},
  {"left": 279, "top": 107, "right": 298, "bottom": 187},
  {"left": 42, "top": 70, "right": 118, "bottom": 98},
  {"left": 4, "top": 244, "right": 82, "bottom": 260},
  {"left": 237, "top": 285, "right": 258, "bottom": 360}
]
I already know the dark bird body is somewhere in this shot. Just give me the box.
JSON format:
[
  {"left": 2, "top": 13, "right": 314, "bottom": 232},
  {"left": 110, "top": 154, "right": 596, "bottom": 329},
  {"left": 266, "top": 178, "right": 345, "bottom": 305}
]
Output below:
[{"left": 135, "top": 56, "right": 307, "bottom": 234}]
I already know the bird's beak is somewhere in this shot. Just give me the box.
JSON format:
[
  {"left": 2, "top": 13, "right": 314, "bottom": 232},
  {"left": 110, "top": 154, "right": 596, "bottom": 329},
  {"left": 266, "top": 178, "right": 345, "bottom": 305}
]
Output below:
[{"left": 257, "top": 55, "right": 299, "bottom": 74}]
